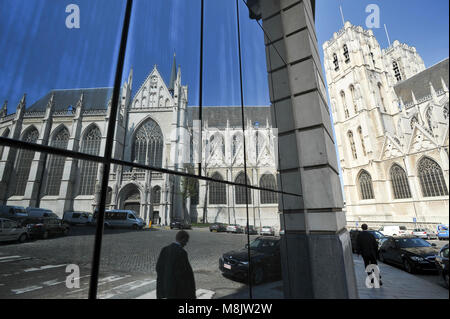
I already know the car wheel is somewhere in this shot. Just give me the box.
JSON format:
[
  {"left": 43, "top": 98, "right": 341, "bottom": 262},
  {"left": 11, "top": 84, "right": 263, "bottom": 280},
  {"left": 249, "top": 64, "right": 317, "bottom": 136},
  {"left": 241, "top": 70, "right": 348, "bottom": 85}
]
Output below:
[
  {"left": 403, "top": 259, "right": 414, "bottom": 274},
  {"left": 18, "top": 233, "right": 27, "bottom": 243},
  {"left": 252, "top": 266, "right": 265, "bottom": 285},
  {"left": 42, "top": 231, "right": 49, "bottom": 239}
]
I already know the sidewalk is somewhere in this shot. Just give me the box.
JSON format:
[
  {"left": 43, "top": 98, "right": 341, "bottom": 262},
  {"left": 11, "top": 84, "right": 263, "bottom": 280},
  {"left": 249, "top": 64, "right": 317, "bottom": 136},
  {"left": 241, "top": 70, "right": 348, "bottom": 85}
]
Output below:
[{"left": 222, "top": 255, "right": 449, "bottom": 299}]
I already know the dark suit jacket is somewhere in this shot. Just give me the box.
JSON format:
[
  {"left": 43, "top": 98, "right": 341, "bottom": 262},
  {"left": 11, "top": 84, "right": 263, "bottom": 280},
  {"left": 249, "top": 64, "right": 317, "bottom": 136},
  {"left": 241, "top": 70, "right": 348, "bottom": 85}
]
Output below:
[
  {"left": 156, "top": 243, "right": 196, "bottom": 299},
  {"left": 356, "top": 231, "right": 378, "bottom": 259}
]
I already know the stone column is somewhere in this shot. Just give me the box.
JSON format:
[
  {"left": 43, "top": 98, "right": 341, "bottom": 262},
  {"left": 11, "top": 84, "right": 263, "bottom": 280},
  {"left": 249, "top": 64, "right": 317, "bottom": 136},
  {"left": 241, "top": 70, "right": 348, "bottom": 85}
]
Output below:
[{"left": 248, "top": 0, "right": 358, "bottom": 298}]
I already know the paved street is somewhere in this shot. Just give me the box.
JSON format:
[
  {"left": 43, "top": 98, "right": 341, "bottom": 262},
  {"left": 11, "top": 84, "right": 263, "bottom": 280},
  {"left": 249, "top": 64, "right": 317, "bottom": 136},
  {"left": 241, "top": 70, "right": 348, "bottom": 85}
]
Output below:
[
  {"left": 0, "top": 226, "right": 258, "bottom": 299},
  {"left": 0, "top": 227, "right": 448, "bottom": 299}
]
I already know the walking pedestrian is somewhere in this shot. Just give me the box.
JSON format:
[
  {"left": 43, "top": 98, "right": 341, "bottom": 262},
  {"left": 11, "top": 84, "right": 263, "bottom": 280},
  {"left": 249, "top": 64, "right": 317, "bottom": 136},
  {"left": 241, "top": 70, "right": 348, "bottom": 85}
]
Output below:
[
  {"left": 156, "top": 230, "right": 196, "bottom": 299},
  {"left": 356, "top": 224, "right": 382, "bottom": 286}
]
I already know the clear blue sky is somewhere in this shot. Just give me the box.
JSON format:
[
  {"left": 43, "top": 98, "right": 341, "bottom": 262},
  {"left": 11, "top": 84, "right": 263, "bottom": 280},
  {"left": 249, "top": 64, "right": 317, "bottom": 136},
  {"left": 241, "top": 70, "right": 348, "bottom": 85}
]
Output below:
[{"left": 1, "top": 0, "right": 448, "bottom": 113}]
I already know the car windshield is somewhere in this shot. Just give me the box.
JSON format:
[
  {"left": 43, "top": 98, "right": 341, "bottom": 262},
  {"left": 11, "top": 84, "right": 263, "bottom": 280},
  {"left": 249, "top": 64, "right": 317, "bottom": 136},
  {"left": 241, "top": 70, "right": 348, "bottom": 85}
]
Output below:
[
  {"left": 395, "top": 238, "right": 432, "bottom": 248},
  {"left": 369, "top": 231, "right": 384, "bottom": 239}
]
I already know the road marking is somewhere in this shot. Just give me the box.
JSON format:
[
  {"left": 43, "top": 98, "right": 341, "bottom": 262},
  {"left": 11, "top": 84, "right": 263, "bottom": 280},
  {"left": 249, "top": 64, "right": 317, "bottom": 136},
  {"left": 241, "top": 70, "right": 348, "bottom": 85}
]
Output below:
[
  {"left": 98, "top": 279, "right": 156, "bottom": 299},
  {"left": 11, "top": 285, "right": 43, "bottom": 295},
  {"left": 0, "top": 257, "right": 32, "bottom": 263},
  {"left": 24, "top": 264, "right": 67, "bottom": 272},
  {"left": 66, "top": 275, "right": 132, "bottom": 295},
  {"left": 0, "top": 256, "right": 21, "bottom": 260}
]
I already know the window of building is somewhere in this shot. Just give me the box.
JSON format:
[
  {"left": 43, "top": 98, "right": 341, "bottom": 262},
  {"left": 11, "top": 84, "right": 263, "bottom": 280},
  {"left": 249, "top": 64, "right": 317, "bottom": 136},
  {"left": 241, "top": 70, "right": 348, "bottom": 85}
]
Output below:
[
  {"left": 417, "top": 157, "right": 448, "bottom": 197},
  {"left": 209, "top": 172, "right": 226, "bottom": 205},
  {"left": 377, "top": 83, "right": 387, "bottom": 112},
  {"left": 13, "top": 127, "right": 39, "bottom": 196},
  {"left": 0, "top": 128, "right": 10, "bottom": 160},
  {"left": 333, "top": 53, "right": 339, "bottom": 71},
  {"left": 232, "top": 133, "right": 241, "bottom": 158},
  {"left": 260, "top": 174, "right": 277, "bottom": 204},
  {"left": 132, "top": 118, "right": 163, "bottom": 167},
  {"left": 152, "top": 185, "right": 161, "bottom": 204},
  {"left": 357, "top": 126, "right": 367, "bottom": 156},
  {"left": 44, "top": 127, "right": 70, "bottom": 196},
  {"left": 393, "top": 61, "right": 402, "bottom": 81},
  {"left": 390, "top": 164, "right": 412, "bottom": 199},
  {"left": 78, "top": 126, "right": 102, "bottom": 196},
  {"left": 349, "top": 85, "right": 357, "bottom": 114},
  {"left": 341, "top": 90, "right": 349, "bottom": 118},
  {"left": 235, "top": 171, "right": 251, "bottom": 204},
  {"left": 343, "top": 44, "right": 350, "bottom": 63},
  {"left": 348, "top": 130, "right": 357, "bottom": 159},
  {"left": 358, "top": 170, "right": 375, "bottom": 200}
]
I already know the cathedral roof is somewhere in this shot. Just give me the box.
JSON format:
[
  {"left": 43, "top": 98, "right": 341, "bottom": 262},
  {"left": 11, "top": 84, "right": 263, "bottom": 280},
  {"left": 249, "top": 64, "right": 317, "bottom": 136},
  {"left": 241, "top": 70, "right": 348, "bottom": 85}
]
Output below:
[
  {"left": 26, "top": 87, "right": 113, "bottom": 112},
  {"left": 394, "top": 58, "right": 449, "bottom": 106},
  {"left": 187, "top": 106, "right": 272, "bottom": 128}
]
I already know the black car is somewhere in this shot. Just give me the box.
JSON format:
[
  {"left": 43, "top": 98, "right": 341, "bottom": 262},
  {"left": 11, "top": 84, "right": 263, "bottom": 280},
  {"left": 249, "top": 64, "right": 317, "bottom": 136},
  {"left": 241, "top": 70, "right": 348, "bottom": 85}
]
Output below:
[
  {"left": 349, "top": 229, "right": 386, "bottom": 253},
  {"left": 219, "top": 236, "right": 281, "bottom": 285},
  {"left": 379, "top": 236, "right": 439, "bottom": 273},
  {"left": 22, "top": 217, "right": 70, "bottom": 239},
  {"left": 170, "top": 220, "right": 191, "bottom": 230},
  {"left": 244, "top": 225, "right": 258, "bottom": 235},
  {"left": 209, "top": 223, "right": 227, "bottom": 232},
  {"left": 435, "top": 244, "right": 448, "bottom": 289}
]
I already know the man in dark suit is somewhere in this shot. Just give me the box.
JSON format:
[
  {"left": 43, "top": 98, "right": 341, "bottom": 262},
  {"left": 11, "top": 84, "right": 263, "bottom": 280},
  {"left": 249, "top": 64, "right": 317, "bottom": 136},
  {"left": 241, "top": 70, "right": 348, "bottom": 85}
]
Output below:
[
  {"left": 156, "top": 230, "right": 196, "bottom": 299},
  {"left": 356, "top": 224, "right": 382, "bottom": 286}
]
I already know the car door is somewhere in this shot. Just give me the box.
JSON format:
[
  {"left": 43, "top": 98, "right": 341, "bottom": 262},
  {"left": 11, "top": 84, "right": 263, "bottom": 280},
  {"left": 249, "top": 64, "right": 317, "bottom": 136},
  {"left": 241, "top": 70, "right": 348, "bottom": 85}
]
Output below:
[
  {"left": 390, "top": 239, "right": 404, "bottom": 265},
  {"left": 2, "top": 220, "right": 19, "bottom": 240},
  {"left": 380, "top": 238, "right": 394, "bottom": 262}
]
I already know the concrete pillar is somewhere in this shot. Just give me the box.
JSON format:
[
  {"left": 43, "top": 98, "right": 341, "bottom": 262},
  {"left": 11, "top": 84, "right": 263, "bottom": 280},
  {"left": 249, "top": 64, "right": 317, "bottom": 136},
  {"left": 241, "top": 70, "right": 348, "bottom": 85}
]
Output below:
[{"left": 248, "top": 0, "right": 358, "bottom": 298}]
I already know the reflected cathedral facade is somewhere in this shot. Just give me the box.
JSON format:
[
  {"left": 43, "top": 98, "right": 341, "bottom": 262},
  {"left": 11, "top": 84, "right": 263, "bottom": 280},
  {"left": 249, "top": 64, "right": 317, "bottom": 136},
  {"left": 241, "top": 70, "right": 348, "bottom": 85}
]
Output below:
[{"left": 0, "top": 56, "right": 279, "bottom": 228}]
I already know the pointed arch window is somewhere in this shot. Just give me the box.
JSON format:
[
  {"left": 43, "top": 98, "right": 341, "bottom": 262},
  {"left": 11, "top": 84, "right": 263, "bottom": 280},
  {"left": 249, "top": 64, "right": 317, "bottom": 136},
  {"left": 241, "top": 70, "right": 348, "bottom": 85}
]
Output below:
[
  {"left": 333, "top": 53, "right": 339, "bottom": 71},
  {"left": 235, "top": 172, "right": 251, "bottom": 204},
  {"left": 79, "top": 126, "right": 102, "bottom": 195},
  {"left": 410, "top": 115, "right": 419, "bottom": 130},
  {"left": 260, "top": 174, "right": 277, "bottom": 204},
  {"left": 349, "top": 85, "right": 357, "bottom": 114},
  {"left": 378, "top": 83, "right": 387, "bottom": 112},
  {"left": 393, "top": 61, "right": 402, "bottom": 81},
  {"left": 357, "top": 126, "right": 367, "bottom": 156},
  {"left": 358, "top": 170, "right": 375, "bottom": 200},
  {"left": 209, "top": 133, "right": 225, "bottom": 158},
  {"left": 232, "top": 133, "right": 241, "bottom": 158},
  {"left": 152, "top": 186, "right": 161, "bottom": 204},
  {"left": 132, "top": 118, "right": 163, "bottom": 168},
  {"left": 209, "top": 172, "right": 226, "bottom": 205},
  {"left": 341, "top": 91, "right": 349, "bottom": 118},
  {"left": 44, "top": 127, "right": 70, "bottom": 196},
  {"left": 417, "top": 157, "right": 448, "bottom": 197},
  {"left": 348, "top": 130, "right": 357, "bottom": 159},
  {"left": 343, "top": 44, "right": 350, "bottom": 63},
  {"left": 390, "top": 164, "right": 412, "bottom": 199},
  {"left": 13, "top": 127, "right": 39, "bottom": 196},
  {"left": 0, "top": 128, "right": 10, "bottom": 160}
]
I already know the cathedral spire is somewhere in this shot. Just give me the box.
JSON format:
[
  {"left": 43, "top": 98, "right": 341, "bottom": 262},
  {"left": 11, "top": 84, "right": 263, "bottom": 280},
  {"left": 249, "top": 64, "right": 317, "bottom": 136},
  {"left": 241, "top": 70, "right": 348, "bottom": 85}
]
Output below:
[
  {"left": 1, "top": 100, "right": 7, "bottom": 117},
  {"left": 441, "top": 77, "right": 448, "bottom": 93},
  {"left": 169, "top": 52, "right": 177, "bottom": 94}
]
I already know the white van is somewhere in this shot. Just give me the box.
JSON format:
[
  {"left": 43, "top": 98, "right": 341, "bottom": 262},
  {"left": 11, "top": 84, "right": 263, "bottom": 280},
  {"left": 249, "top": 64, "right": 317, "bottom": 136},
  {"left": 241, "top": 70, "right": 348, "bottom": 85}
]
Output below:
[
  {"left": 26, "top": 207, "right": 58, "bottom": 218},
  {"left": 63, "top": 211, "right": 92, "bottom": 225},
  {"left": 0, "top": 205, "right": 28, "bottom": 222},
  {"left": 103, "top": 210, "right": 145, "bottom": 230},
  {"left": 379, "top": 225, "right": 408, "bottom": 237}
]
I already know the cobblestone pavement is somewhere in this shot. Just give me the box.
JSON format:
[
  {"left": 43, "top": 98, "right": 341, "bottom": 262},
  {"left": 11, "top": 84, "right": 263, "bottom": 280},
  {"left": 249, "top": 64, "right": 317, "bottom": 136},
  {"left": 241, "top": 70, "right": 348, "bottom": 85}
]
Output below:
[{"left": 0, "top": 226, "right": 259, "bottom": 299}]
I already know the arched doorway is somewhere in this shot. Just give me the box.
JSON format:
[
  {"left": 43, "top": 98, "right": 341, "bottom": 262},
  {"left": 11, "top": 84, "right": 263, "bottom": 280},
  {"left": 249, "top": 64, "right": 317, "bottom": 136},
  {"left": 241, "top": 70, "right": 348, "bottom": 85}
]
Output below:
[{"left": 119, "top": 184, "right": 142, "bottom": 217}]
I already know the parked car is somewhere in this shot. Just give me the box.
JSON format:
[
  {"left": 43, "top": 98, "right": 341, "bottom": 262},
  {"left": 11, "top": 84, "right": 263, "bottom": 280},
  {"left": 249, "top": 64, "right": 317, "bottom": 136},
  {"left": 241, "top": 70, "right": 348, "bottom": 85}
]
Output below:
[
  {"left": 219, "top": 236, "right": 281, "bottom": 284},
  {"left": 209, "top": 223, "right": 227, "bottom": 232},
  {"left": 24, "top": 217, "right": 70, "bottom": 239},
  {"left": 435, "top": 244, "right": 449, "bottom": 289},
  {"left": 349, "top": 229, "right": 386, "bottom": 253},
  {"left": 63, "top": 211, "right": 93, "bottom": 225},
  {"left": 26, "top": 207, "right": 58, "bottom": 219},
  {"left": 244, "top": 225, "right": 258, "bottom": 235},
  {"left": 379, "top": 225, "right": 408, "bottom": 237},
  {"left": 260, "top": 226, "right": 275, "bottom": 236},
  {"left": 411, "top": 228, "right": 437, "bottom": 240},
  {"left": 226, "top": 224, "right": 243, "bottom": 233},
  {"left": 437, "top": 224, "right": 449, "bottom": 240},
  {"left": 0, "top": 218, "right": 29, "bottom": 243},
  {"left": 0, "top": 205, "right": 28, "bottom": 223},
  {"left": 169, "top": 219, "right": 191, "bottom": 230},
  {"left": 103, "top": 210, "right": 145, "bottom": 229},
  {"left": 378, "top": 236, "right": 439, "bottom": 273}
]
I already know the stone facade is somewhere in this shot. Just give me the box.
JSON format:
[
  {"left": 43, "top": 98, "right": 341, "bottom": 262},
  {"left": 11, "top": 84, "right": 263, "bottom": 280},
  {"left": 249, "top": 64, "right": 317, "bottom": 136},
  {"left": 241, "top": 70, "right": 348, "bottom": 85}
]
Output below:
[
  {"left": 323, "top": 21, "right": 449, "bottom": 226},
  {"left": 0, "top": 59, "right": 279, "bottom": 228}
]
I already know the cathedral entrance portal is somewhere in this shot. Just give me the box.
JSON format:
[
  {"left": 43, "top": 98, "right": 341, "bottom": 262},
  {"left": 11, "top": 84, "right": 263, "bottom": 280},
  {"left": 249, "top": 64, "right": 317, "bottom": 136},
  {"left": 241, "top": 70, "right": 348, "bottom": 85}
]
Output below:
[{"left": 119, "top": 184, "right": 142, "bottom": 217}]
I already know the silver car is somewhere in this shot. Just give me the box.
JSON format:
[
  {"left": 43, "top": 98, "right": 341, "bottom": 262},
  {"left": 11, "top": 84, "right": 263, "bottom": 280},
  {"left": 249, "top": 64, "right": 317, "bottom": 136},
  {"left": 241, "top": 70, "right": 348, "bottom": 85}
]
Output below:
[
  {"left": 260, "top": 226, "right": 275, "bottom": 236},
  {"left": 0, "top": 218, "right": 28, "bottom": 243},
  {"left": 104, "top": 210, "right": 145, "bottom": 230}
]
